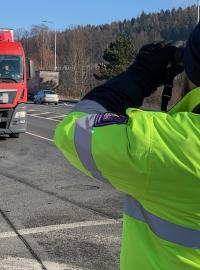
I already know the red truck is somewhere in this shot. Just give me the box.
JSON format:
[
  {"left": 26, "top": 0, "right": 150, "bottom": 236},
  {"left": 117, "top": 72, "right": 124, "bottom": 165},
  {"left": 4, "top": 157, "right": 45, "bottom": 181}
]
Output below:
[{"left": 0, "top": 29, "right": 34, "bottom": 138}]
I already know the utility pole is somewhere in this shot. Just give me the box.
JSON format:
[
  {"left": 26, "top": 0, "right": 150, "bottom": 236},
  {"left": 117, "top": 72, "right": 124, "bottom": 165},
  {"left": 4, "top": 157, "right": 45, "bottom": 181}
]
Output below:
[
  {"left": 54, "top": 29, "right": 57, "bottom": 71},
  {"left": 197, "top": 0, "right": 200, "bottom": 23},
  {"left": 41, "top": 20, "right": 57, "bottom": 71}
]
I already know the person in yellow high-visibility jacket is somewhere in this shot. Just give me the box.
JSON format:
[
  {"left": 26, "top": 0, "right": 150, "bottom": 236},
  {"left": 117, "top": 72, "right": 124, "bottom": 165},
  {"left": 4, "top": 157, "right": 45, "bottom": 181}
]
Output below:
[{"left": 54, "top": 23, "right": 200, "bottom": 269}]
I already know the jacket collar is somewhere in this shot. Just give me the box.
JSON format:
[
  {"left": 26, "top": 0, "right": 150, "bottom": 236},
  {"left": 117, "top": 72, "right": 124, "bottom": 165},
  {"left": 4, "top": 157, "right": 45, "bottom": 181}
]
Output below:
[{"left": 169, "top": 87, "right": 200, "bottom": 114}]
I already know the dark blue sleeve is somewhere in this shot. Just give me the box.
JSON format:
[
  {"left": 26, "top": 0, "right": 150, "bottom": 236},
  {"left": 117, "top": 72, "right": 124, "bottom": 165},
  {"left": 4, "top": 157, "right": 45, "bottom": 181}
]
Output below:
[{"left": 82, "top": 70, "right": 150, "bottom": 115}]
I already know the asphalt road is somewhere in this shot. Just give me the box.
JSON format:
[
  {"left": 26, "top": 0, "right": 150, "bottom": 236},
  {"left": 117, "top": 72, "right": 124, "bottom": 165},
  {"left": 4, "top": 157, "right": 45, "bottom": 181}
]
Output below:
[{"left": 0, "top": 102, "right": 124, "bottom": 270}]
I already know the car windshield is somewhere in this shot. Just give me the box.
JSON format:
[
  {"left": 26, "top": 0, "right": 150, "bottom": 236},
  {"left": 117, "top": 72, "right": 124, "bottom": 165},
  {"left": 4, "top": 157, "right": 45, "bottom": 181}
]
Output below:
[
  {"left": 44, "top": 91, "right": 56, "bottom": 95},
  {"left": 0, "top": 55, "right": 23, "bottom": 82}
]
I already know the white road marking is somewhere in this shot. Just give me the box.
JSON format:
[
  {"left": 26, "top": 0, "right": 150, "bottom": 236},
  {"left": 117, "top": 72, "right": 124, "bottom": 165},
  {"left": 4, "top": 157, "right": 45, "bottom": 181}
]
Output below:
[
  {"left": 27, "top": 109, "right": 68, "bottom": 121},
  {"left": 62, "top": 102, "right": 74, "bottom": 107},
  {"left": 28, "top": 114, "right": 60, "bottom": 122},
  {"left": 0, "top": 219, "right": 121, "bottom": 239},
  {"left": 26, "top": 132, "right": 54, "bottom": 142},
  {"left": 48, "top": 114, "right": 66, "bottom": 119},
  {"left": 27, "top": 109, "right": 39, "bottom": 112},
  {"left": 0, "top": 256, "right": 89, "bottom": 270},
  {"left": 30, "top": 111, "right": 53, "bottom": 116}
]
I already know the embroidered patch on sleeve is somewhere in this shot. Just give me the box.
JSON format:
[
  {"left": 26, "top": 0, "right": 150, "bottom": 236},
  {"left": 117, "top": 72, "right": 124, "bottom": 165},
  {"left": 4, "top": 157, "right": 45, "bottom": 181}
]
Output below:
[{"left": 94, "top": 112, "right": 128, "bottom": 127}]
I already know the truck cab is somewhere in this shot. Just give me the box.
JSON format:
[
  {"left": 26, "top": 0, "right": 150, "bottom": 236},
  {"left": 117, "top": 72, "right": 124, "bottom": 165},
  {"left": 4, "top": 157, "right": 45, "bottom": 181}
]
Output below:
[{"left": 0, "top": 29, "right": 34, "bottom": 138}]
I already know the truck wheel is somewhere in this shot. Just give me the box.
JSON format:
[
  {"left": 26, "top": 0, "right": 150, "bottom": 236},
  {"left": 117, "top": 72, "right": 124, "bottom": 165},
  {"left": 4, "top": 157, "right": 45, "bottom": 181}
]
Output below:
[{"left": 9, "top": 133, "right": 20, "bottom": 138}]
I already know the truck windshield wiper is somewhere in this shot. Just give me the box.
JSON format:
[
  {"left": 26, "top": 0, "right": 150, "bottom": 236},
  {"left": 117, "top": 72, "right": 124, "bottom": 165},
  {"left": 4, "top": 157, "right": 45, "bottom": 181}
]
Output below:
[{"left": 0, "top": 77, "right": 18, "bottom": 83}]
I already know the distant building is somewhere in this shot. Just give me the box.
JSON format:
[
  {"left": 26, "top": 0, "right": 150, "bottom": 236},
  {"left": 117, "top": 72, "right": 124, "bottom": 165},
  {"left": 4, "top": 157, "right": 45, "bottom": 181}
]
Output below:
[{"left": 28, "top": 70, "right": 59, "bottom": 93}]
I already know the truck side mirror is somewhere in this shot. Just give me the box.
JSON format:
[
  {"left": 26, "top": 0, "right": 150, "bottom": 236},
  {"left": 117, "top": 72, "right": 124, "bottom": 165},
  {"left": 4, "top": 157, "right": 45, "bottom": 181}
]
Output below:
[{"left": 27, "top": 59, "right": 35, "bottom": 79}]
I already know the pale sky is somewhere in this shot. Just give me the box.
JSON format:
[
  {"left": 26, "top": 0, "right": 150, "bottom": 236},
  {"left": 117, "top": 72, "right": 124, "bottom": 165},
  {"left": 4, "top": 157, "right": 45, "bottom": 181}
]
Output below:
[{"left": 0, "top": 0, "right": 196, "bottom": 31}]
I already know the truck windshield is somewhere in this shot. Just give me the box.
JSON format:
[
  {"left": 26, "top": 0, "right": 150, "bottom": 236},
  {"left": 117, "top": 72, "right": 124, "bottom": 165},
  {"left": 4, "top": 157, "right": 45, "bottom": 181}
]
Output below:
[{"left": 0, "top": 55, "right": 23, "bottom": 82}]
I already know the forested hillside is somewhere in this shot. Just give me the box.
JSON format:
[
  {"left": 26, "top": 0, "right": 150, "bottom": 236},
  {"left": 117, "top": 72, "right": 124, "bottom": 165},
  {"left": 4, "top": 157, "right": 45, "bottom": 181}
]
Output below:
[{"left": 16, "top": 5, "right": 197, "bottom": 98}]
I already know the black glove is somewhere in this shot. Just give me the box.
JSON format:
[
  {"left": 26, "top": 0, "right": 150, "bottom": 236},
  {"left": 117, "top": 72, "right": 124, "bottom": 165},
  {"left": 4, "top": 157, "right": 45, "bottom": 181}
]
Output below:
[{"left": 128, "top": 41, "right": 184, "bottom": 96}]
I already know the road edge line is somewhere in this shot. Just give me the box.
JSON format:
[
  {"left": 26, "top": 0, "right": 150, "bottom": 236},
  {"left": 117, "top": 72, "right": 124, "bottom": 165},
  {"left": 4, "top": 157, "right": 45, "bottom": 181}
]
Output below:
[
  {"left": 26, "top": 132, "right": 54, "bottom": 142},
  {"left": 0, "top": 219, "right": 122, "bottom": 239}
]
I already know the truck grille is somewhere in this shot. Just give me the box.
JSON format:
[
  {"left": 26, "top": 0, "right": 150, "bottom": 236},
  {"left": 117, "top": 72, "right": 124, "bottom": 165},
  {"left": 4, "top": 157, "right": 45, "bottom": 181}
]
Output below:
[
  {"left": 0, "top": 110, "right": 9, "bottom": 118},
  {"left": 0, "top": 90, "right": 17, "bottom": 104},
  {"left": 0, "top": 122, "right": 6, "bottom": 128},
  {"left": 0, "top": 109, "right": 13, "bottom": 129}
]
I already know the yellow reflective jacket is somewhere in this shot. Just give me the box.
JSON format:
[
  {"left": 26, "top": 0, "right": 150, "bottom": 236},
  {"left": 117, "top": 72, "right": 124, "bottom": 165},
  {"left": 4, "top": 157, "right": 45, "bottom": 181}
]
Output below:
[{"left": 54, "top": 88, "right": 200, "bottom": 270}]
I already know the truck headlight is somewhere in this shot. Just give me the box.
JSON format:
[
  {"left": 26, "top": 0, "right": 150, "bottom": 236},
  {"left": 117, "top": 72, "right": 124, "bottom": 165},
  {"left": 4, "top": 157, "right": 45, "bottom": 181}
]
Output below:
[{"left": 14, "top": 111, "right": 26, "bottom": 118}]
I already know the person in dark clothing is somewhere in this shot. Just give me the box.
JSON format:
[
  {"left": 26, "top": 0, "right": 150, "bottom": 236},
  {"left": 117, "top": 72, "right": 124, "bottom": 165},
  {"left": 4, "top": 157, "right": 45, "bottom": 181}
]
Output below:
[{"left": 55, "top": 23, "right": 200, "bottom": 269}]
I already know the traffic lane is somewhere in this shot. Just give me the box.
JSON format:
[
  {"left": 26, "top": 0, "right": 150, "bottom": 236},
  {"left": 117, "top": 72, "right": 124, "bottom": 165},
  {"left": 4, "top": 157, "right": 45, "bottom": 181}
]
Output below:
[
  {"left": 0, "top": 223, "right": 121, "bottom": 270},
  {"left": 0, "top": 132, "right": 123, "bottom": 223},
  {"left": 0, "top": 131, "right": 122, "bottom": 269},
  {"left": 27, "top": 102, "right": 75, "bottom": 115},
  {"left": 26, "top": 107, "right": 124, "bottom": 219},
  {"left": 0, "top": 172, "right": 104, "bottom": 229},
  {"left": 0, "top": 171, "right": 121, "bottom": 270},
  {"left": 27, "top": 114, "right": 57, "bottom": 141},
  {"left": 27, "top": 102, "right": 69, "bottom": 140},
  {"left": 34, "top": 223, "right": 121, "bottom": 270}
]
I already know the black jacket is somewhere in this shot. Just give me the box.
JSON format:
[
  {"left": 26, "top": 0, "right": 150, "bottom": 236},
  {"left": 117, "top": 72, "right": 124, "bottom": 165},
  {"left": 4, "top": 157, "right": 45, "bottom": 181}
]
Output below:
[{"left": 82, "top": 70, "right": 149, "bottom": 116}]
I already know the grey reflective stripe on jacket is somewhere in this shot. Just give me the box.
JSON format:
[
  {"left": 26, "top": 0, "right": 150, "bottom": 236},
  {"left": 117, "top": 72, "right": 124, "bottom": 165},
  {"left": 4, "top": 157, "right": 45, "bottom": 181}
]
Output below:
[
  {"left": 73, "top": 100, "right": 109, "bottom": 184},
  {"left": 124, "top": 195, "right": 200, "bottom": 248},
  {"left": 72, "top": 100, "right": 107, "bottom": 114}
]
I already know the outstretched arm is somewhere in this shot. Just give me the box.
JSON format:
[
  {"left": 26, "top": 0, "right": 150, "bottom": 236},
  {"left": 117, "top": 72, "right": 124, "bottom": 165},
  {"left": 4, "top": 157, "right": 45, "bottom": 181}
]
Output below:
[
  {"left": 82, "top": 42, "right": 180, "bottom": 115},
  {"left": 54, "top": 42, "right": 184, "bottom": 199},
  {"left": 82, "top": 70, "right": 146, "bottom": 115}
]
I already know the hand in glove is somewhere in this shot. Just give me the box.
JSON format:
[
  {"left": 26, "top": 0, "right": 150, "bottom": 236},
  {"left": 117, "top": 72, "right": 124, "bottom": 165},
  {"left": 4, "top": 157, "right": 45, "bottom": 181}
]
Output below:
[{"left": 128, "top": 41, "right": 184, "bottom": 96}]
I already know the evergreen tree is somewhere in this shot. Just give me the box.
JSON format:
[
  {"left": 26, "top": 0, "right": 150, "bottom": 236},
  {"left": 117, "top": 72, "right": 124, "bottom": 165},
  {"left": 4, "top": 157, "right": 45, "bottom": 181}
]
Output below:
[{"left": 94, "top": 36, "right": 138, "bottom": 81}]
